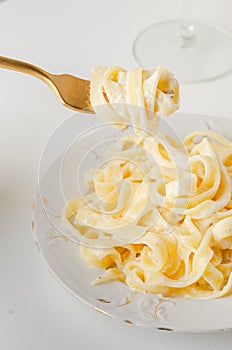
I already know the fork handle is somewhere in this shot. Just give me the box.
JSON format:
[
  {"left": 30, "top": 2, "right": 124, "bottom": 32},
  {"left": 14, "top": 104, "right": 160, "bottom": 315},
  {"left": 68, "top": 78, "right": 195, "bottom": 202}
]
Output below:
[{"left": 0, "top": 55, "right": 52, "bottom": 85}]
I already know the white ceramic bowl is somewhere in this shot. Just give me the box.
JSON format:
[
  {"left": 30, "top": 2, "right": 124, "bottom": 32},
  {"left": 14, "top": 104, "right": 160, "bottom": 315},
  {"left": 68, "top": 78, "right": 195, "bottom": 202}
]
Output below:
[{"left": 32, "top": 112, "right": 232, "bottom": 332}]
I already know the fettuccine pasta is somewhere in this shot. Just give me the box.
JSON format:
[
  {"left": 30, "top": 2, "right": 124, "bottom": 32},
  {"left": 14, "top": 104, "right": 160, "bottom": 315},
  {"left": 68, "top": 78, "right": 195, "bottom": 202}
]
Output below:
[
  {"left": 90, "top": 65, "right": 179, "bottom": 134},
  {"left": 62, "top": 66, "right": 232, "bottom": 299}
]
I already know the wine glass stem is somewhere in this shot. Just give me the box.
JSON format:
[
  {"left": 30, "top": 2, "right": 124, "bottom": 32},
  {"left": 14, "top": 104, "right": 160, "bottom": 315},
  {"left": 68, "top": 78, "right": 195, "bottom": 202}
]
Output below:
[{"left": 180, "top": 0, "right": 195, "bottom": 48}]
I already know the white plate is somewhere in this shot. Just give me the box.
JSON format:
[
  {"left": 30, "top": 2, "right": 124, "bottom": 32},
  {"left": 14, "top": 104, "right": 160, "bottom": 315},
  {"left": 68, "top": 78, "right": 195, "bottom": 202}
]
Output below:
[{"left": 32, "top": 112, "right": 232, "bottom": 332}]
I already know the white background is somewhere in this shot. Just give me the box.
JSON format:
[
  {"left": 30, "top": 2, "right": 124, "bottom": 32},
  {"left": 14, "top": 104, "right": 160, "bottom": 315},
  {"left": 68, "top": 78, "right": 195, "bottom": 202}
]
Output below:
[{"left": 1, "top": 0, "right": 232, "bottom": 348}]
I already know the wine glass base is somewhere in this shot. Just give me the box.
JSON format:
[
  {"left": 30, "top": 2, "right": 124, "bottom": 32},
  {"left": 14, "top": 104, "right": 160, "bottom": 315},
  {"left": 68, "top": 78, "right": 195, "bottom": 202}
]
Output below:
[{"left": 133, "top": 20, "right": 232, "bottom": 83}]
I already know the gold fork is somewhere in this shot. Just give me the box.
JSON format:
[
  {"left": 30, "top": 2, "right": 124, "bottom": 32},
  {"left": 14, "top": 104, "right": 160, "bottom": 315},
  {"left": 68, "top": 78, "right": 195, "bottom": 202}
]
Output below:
[{"left": 0, "top": 56, "right": 93, "bottom": 113}]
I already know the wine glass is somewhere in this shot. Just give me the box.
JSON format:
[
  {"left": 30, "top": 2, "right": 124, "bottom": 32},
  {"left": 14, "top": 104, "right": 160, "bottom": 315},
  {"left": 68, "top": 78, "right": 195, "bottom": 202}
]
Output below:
[{"left": 133, "top": 0, "right": 232, "bottom": 82}]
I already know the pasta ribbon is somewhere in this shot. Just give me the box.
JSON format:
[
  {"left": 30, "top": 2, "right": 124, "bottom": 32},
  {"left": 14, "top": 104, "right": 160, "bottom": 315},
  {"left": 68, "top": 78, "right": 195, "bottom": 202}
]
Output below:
[{"left": 62, "top": 66, "right": 232, "bottom": 299}]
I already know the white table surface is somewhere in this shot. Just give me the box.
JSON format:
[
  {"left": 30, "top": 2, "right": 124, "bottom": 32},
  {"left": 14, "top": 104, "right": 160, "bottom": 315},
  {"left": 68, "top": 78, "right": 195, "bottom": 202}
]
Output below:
[{"left": 1, "top": 0, "right": 232, "bottom": 348}]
